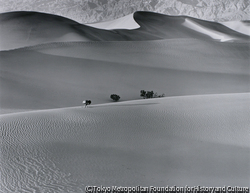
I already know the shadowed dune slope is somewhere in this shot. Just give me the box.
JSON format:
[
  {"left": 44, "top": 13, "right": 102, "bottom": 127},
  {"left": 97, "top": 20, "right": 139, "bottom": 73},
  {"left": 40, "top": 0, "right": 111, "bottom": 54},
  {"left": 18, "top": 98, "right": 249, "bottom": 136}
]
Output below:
[
  {"left": 0, "top": 11, "right": 249, "bottom": 50},
  {"left": 221, "top": 20, "right": 250, "bottom": 36},
  {"left": 0, "top": 11, "right": 90, "bottom": 50},
  {"left": 1, "top": 93, "right": 249, "bottom": 190},
  {"left": 132, "top": 12, "right": 250, "bottom": 41},
  {"left": 0, "top": 39, "right": 249, "bottom": 113}
]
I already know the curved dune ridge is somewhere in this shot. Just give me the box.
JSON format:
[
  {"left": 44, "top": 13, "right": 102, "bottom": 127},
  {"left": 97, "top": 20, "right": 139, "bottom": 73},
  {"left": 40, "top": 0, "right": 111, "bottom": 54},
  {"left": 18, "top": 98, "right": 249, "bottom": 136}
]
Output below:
[
  {"left": 0, "top": 11, "right": 249, "bottom": 50},
  {"left": 0, "top": 9, "right": 250, "bottom": 189},
  {"left": 1, "top": 39, "right": 249, "bottom": 112},
  {"left": 0, "top": 93, "right": 250, "bottom": 191},
  {"left": 183, "top": 18, "right": 236, "bottom": 42},
  {"left": 85, "top": 13, "right": 140, "bottom": 30},
  {"left": 0, "top": 11, "right": 91, "bottom": 51},
  {"left": 221, "top": 21, "right": 250, "bottom": 36}
]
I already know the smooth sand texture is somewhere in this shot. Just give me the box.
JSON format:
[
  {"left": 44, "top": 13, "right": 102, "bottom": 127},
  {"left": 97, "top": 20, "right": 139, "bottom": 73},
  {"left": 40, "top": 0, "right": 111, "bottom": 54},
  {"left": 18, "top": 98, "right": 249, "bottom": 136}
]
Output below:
[
  {"left": 221, "top": 21, "right": 250, "bottom": 36},
  {"left": 0, "top": 10, "right": 250, "bottom": 191},
  {"left": 183, "top": 19, "right": 236, "bottom": 42},
  {"left": 1, "top": 38, "right": 249, "bottom": 112},
  {"left": 1, "top": 11, "right": 249, "bottom": 50},
  {"left": 1, "top": 93, "right": 250, "bottom": 192},
  {"left": 0, "top": 11, "right": 91, "bottom": 51},
  {"left": 85, "top": 13, "right": 140, "bottom": 30}
]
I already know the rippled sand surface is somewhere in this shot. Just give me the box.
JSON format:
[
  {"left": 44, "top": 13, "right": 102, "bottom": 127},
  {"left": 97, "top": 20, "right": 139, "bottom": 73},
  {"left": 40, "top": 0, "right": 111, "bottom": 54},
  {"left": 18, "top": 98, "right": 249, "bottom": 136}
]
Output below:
[
  {"left": 1, "top": 93, "right": 249, "bottom": 191},
  {"left": 1, "top": 10, "right": 249, "bottom": 192}
]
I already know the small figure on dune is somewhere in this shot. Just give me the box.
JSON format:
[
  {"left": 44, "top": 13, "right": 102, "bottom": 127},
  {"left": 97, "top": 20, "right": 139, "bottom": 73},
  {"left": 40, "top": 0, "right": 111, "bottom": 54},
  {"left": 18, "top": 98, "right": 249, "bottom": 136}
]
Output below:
[{"left": 82, "top": 100, "right": 91, "bottom": 108}]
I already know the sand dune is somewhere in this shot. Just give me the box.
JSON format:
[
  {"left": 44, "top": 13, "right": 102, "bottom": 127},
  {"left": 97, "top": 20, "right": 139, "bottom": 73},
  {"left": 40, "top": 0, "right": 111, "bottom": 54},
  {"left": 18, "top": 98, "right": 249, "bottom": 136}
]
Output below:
[
  {"left": 0, "top": 11, "right": 91, "bottom": 50},
  {"left": 0, "top": 10, "right": 249, "bottom": 189},
  {"left": 221, "top": 21, "right": 250, "bottom": 36},
  {"left": 85, "top": 13, "right": 140, "bottom": 30},
  {"left": 1, "top": 93, "right": 249, "bottom": 191},
  {"left": 1, "top": 11, "right": 249, "bottom": 50},
  {"left": 1, "top": 39, "right": 249, "bottom": 113},
  {"left": 183, "top": 18, "right": 236, "bottom": 42},
  {"left": 133, "top": 11, "right": 249, "bottom": 41}
]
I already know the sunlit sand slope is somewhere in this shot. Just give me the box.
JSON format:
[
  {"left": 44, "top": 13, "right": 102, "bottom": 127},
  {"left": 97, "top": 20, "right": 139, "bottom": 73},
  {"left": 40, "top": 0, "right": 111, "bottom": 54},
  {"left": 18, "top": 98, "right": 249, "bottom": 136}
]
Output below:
[
  {"left": 0, "top": 93, "right": 249, "bottom": 191},
  {"left": 85, "top": 13, "right": 140, "bottom": 30},
  {"left": 133, "top": 12, "right": 249, "bottom": 42},
  {"left": 221, "top": 20, "right": 250, "bottom": 36},
  {"left": 1, "top": 39, "right": 249, "bottom": 112},
  {"left": 1, "top": 11, "right": 249, "bottom": 50}
]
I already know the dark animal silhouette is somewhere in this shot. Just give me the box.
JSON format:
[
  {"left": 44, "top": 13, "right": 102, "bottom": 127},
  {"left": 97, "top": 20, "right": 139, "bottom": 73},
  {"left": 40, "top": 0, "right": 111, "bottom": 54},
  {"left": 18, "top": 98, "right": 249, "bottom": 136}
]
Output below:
[{"left": 82, "top": 100, "right": 91, "bottom": 108}]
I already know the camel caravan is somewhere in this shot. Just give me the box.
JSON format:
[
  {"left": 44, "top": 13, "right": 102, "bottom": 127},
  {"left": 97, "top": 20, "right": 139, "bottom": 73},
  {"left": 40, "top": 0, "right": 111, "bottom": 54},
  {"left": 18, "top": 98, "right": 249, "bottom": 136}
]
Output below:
[{"left": 82, "top": 100, "right": 91, "bottom": 108}]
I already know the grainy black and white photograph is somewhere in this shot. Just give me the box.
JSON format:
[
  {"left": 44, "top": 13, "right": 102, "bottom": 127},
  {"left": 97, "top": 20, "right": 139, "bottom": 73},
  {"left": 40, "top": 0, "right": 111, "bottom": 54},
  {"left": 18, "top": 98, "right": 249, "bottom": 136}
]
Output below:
[{"left": 0, "top": 0, "right": 249, "bottom": 192}]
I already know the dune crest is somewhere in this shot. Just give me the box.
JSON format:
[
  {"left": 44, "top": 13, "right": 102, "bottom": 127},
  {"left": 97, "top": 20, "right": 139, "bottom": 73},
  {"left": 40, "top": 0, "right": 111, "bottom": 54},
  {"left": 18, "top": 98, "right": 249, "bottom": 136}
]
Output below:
[
  {"left": 1, "top": 38, "right": 249, "bottom": 113},
  {"left": 0, "top": 7, "right": 249, "bottom": 190},
  {"left": 0, "top": 11, "right": 249, "bottom": 50},
  {"left": 1, "top": 93, "right": 249, "bottom": 190},
  {"left": 221, "top": 21, "right": 250, "bottom": 36},
  {"left": 85, "top": 13, "right": 140, "bottom": 30},
  {"left": 183, "top": 18, "right": 236, "bottom": 42},
  {"left": 0, "top": 11, "right": 92, "bottom": 50}
]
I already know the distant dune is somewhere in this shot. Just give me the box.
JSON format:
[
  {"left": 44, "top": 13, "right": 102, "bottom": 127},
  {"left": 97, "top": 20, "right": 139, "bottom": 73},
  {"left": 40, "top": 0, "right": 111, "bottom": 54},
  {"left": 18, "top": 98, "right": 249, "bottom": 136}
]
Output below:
[
  {"left": 0, "top": 11, "right": 249, "bottom": 50},
  {"left": 1, "top": 38, "right": 249, "bottom": 113},
  {"left": 1, "top": 0, "right": 249, "bottom": 24},
  {"left": 0, "top": 11, "right": 91, "bottom": 50},
  {"left": 1, "top": 93, "right": 249, "bottom": 191},
  {"left": 0, "top": 9, "right": 250, "bottom": 191},
  {"left": 1, "top": 10, "right": 248, "bottom": 113},
  {"left": 85, "top": 13, "right": 140, "bottom": 30},
  {"left": 183, "top": 18, "right": 237, "bottom": 42},
  {"left": 221, "top": 20, "right": 250, "bottom": 36}
]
